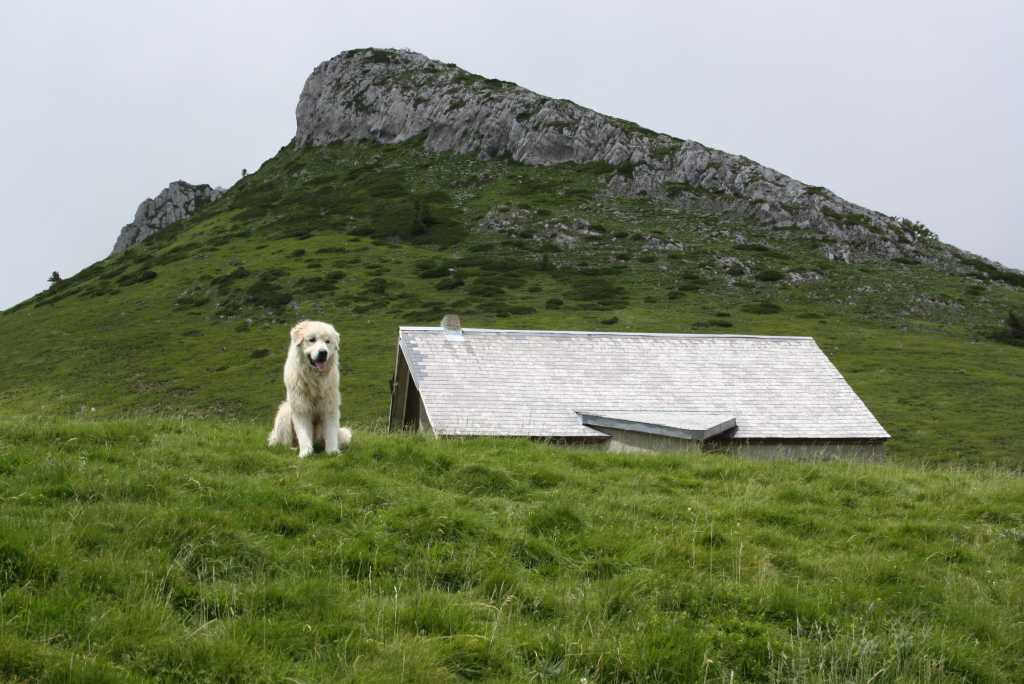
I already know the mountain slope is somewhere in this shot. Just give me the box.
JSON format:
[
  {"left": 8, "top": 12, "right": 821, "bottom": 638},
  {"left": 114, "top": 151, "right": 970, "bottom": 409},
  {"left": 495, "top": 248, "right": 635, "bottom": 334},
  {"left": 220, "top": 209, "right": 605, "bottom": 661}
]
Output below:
[{"left": 1, "top": 48, "right": 1022, "bottom": 467}]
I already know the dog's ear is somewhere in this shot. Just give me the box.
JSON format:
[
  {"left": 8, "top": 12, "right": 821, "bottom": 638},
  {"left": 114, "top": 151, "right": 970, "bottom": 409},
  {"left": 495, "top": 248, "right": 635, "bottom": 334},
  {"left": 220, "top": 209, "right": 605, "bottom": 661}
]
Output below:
[
  {"left": 326, "top": 324, "right": 340, "bottom": 346},
  {"left": 290, "top": 321, "right": 310, "bottom": 346}
]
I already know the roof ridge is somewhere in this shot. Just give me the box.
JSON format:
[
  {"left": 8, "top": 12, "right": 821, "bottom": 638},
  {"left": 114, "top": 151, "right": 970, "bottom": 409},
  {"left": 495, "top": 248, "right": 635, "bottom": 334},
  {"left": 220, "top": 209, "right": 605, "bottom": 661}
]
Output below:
[{"left": 398, "top": 326, "right": 814, "bottom": 341}]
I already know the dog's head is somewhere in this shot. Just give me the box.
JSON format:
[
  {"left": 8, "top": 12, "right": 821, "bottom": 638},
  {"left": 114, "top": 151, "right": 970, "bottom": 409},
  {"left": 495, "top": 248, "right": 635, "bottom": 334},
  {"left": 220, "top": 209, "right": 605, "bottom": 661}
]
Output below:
[{"left": 290, "top": 320, "right": 340, "bottom": 373}]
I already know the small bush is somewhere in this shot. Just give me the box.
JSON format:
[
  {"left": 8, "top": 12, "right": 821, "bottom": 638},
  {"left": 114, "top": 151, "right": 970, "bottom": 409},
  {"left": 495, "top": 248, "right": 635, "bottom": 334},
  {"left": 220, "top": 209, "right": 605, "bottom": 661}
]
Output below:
[
  {"left": 245, "top": 272, "right": 291, "bottom": 309},
  {"left": 755, "top": 269, "right": 785, "bottom": 282},
  {"left": 736, "top": 243, "right": 775, "bottom": 253},
  {"left": 742, "top": 301, "right": 783, "bottom": 314},
  {"left": 545, "top": 297, "right": 564, "bottom": 309},
  {"left": 417, "top": 264, "right": 452, "bottom": 279},
  {"left": 958, "top": 256, "right": 1024, "bottom": 287},
  {"left": 435, "top": 276, "right": 465, "bottom": 291},
  {"left": 570, "top": 278, "right": 627, "bottom": 308},
  {"left": 175, "top": 292, "right": 209, "bottom": 308},
  {"left": 991, "top": 310, "right": 1024, "bottom": 346},
  {"left": 210, "top": 267, "right": 250, "bottom": 287},
  {"left": 467, "top": 282, "right": 503, "bottom": 298},
  {"left": 116, "top": 269, "right": 158, "bottom": 286},
  {"left": 294, "top": 275, "right": 336, "bottom": 292}
]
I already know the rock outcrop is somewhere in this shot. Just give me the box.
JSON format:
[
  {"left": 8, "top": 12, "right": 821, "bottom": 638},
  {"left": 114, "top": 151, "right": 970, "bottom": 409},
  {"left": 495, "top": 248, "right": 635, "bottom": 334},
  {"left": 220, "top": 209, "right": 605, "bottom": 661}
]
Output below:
[
  {"left": 294, "top": 48, "right": 929, "bottom": 260},
  {"left": 111, "top": 181, "right": 223, "bottom": 254}
]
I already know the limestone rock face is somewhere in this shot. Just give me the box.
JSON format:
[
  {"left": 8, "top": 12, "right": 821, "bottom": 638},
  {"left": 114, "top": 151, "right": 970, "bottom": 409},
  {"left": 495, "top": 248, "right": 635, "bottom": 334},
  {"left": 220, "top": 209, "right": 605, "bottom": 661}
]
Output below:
[
  {"left": 111, "top": 181, "right": 223, "bottom": 254},
  {"left": 293, "top": 48, "right": 925, "bottom": 259}
]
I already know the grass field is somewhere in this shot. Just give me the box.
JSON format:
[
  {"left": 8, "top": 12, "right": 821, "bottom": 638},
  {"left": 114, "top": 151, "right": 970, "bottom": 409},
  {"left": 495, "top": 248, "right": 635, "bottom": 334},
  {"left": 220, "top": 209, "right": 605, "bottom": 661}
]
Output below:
[
  {"left": 0, "top": 418, "right": 1022, "bottom": 682},
  {"left": 1, "top": 131, "right": 1023, "bottom": 682}
]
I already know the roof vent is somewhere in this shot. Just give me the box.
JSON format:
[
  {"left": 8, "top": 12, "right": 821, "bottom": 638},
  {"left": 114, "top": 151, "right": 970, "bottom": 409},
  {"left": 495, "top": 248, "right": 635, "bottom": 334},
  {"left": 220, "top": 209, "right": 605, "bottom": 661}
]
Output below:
[{"left": 440, "top": 313, "right": 463, "bottom": 340}]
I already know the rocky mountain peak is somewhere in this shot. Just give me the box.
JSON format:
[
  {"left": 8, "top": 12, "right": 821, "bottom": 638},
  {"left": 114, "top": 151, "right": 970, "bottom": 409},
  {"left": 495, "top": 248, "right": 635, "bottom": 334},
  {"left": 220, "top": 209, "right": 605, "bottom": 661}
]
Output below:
[
  {"left": 111, "top": 180, "right": 223, "bottom": 254},
  {"left": 294, "top": 48, "right": 934, "bottom": 261}
]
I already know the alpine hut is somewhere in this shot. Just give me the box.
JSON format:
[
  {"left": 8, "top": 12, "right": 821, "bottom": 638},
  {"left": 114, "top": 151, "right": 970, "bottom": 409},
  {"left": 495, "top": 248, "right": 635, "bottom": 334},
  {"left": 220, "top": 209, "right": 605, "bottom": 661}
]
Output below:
[{"left": 388, "top": 315, "right": 889, "bottom": 459}]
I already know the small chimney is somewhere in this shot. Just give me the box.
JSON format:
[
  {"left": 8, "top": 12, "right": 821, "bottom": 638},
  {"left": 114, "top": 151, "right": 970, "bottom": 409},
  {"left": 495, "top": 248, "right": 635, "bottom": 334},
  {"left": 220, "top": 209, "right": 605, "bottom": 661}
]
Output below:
[{"left": 440, "top": 313, "right": 463, "bottom": 340}]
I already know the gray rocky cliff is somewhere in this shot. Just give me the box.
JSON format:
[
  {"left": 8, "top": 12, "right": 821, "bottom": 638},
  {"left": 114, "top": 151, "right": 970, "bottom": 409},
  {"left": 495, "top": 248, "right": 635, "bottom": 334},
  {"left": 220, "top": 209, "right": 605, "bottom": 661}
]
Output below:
[
  {"left": 111, "top": 181, "right": 224, "bottom": 254},
  {"left": 294, "top": 48, "right": 935, "bottom": 261}
]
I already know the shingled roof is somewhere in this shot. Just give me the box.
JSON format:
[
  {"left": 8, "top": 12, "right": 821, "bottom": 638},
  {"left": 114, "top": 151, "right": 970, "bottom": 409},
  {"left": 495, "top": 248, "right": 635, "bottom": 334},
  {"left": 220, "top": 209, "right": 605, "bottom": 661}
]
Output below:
[{"left": 393, "top": 325, "right": 890, "bottom": 441}]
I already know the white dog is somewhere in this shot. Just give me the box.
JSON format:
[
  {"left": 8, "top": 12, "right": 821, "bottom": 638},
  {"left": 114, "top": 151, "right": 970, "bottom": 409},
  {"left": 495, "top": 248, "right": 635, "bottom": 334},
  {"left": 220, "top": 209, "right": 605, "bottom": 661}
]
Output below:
[{"left": 267, "top": 320, "right": 352, "bottom": 457}]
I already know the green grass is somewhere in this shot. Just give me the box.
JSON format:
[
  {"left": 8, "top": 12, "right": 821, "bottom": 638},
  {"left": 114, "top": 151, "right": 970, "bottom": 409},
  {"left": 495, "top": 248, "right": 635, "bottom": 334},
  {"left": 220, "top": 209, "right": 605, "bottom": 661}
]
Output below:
[{"left": 0, "top": 418, "right": 1021, "bottom": 682}]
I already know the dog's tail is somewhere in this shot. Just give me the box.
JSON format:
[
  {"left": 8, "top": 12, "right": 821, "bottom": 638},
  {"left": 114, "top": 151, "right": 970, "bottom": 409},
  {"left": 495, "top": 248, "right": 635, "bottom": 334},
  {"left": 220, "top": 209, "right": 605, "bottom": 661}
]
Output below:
[{"left": 339, "top": 426, "right": 353, "bottom": 448}]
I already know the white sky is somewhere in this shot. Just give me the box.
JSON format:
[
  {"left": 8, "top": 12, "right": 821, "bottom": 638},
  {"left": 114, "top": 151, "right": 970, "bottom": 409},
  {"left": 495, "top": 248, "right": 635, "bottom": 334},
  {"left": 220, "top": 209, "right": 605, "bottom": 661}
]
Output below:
[{"left": 1, "top": 0, "right": 1020, "bottom": 309}]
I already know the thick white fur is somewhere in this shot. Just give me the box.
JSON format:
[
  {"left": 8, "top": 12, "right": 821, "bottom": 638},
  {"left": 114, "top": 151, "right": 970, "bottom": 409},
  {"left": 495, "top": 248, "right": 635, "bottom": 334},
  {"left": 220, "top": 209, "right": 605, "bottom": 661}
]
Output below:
[{"left": 267, "top": 320, "right": 353, "bottom": 457}]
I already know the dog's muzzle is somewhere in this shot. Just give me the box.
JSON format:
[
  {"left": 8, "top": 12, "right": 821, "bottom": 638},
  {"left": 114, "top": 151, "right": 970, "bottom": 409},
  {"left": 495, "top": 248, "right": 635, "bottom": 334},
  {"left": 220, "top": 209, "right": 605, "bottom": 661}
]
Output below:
[{"left": 309, "top": 349, "right": 330, "bottom": 372}]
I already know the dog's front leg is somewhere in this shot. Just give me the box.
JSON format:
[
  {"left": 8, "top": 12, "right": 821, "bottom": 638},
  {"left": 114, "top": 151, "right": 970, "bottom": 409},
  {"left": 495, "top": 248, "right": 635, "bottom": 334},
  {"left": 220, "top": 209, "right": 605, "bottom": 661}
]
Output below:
[
  {"left": 293, "top": 414, "right": 315, "bottom": 458},
  {"left": 323, "top": 407, "right": 341, "bottom": 454}
]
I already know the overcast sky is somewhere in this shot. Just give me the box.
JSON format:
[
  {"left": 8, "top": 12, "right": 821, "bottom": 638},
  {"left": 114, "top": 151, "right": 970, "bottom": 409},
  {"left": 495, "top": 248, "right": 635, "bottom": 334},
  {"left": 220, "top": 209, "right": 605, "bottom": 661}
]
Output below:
[{"left": 1, "top": 0, "right": 1020, "bottom": 309}]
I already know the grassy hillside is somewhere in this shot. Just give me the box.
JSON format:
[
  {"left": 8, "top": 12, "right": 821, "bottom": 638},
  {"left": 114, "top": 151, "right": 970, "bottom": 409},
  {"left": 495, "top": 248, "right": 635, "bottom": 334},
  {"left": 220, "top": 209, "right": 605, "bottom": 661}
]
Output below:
[
  {"left": 1, "top": 418, "right": 1022, "bottom": 682},
  {"left": 1, "top": 138, "right": 1022, "bottom": 467}
]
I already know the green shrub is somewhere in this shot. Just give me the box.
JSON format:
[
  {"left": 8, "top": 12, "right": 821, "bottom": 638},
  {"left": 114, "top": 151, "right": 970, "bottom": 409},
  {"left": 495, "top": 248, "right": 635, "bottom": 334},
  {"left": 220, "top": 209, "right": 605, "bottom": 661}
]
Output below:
[
  {"left": 755, "top": 270, "right": 784, "bottom": 282},
  {"left": 116, "top": 269, "right": 158, "bottom": 286},
  {"left": 570, "top": 278, "right": 627, "bottom": 308},
  {"left": 175, "top": 292, "right": 209, "bottom": 309},
  {"left": 957, "top": 255, "right": 1024, "bottom": 287},
  {"left": 435, "top": 276, "right": 465, "bottom": 291},
  {"left": 467, "top": 282, "right": 503, "bottom": 297},
  {"left": 211, "top": 267, "right": 251, "bottom": 287},
  {"left": 742, "top": 301, "right": 783, "bottom": 314},
  {"left": 991, "top": 310, "right": 1024, "bottom": 346},
  {"left": 244, "top": 272, "right": 292, "bottom": 309}
]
